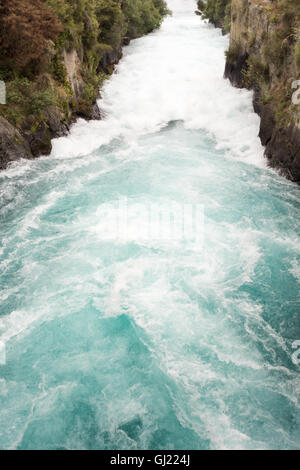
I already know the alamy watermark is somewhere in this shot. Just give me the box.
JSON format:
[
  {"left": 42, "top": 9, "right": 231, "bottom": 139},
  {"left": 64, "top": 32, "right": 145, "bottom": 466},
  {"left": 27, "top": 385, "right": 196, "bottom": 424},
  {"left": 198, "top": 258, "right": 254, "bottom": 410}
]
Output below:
[
  {"left": 93, "top": 199, "right": 205, "bottom": 246},
  {"left": 0, "top": 80, "right": 6, "bottom": 105}
]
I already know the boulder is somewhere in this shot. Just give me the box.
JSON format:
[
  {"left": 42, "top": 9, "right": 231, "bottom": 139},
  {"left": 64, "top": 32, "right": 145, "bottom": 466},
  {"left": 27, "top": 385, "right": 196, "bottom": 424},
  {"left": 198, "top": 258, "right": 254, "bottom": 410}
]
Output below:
[{"left": 0, "top": 116, "right": 33, "bottom": 170}]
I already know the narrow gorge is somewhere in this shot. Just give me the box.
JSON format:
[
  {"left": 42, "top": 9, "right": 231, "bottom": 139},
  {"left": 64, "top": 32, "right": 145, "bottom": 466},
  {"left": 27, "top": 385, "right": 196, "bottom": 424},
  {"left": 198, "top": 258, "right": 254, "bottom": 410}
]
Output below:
[{"left": 0, "top": 0, "right": 299, "bottom": 451}]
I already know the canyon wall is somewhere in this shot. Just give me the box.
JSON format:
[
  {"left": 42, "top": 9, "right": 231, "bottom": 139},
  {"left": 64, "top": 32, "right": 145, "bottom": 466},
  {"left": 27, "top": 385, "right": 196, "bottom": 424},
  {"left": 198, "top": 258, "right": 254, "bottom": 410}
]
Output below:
[
  {"left": 0, "top": 0, "right": 168, "bottom": 170},
  {"left": 198, "top": 0, "right": 300, "bottom": 183}
]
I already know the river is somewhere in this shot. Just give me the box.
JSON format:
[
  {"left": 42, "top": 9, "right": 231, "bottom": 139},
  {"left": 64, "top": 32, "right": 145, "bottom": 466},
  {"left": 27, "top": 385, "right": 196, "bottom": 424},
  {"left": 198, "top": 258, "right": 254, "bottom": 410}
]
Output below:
[{"left": 0, "top": 0, "right": 299, "bottom": 450}]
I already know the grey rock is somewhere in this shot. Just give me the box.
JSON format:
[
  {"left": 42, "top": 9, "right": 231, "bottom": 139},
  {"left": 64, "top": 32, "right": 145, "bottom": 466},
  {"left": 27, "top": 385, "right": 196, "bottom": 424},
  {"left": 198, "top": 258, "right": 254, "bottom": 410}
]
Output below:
[
  {"left": 23, "top": 121, "right": 52, "bottom": 157},
  {"left": 46, "top": 106, "right": 69, "bottom": 137}
]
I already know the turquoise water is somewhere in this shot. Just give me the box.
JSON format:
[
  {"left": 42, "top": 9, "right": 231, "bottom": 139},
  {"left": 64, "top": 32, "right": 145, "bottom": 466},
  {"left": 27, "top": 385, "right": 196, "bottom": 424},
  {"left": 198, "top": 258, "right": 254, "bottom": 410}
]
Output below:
[{"left": 0, "top": 0, "right": 300, "bottom": 450}]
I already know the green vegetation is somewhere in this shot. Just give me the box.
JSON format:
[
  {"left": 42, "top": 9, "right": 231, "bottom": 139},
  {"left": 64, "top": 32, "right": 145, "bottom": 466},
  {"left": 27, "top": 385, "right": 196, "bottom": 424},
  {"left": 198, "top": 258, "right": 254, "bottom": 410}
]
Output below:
[
  {"left": 265, "top": 0, "right": 300, "bottom": 70},
  {"left": 199, "top": 0, "right": 300, "bottom": 132},
  {"left": 197, "top": 0, "right": 231, "bottom": 33},
  {"left": 256, "top": 0, "right": 300, "bottom": 123},
  {"left": 242, "top": 55, "right": 269, "bottom": 88},
  {"left": 0, "top": 0, "right": 168, "bottom": 135},
  {"left": 296, "top": 42, "right": 300, "bottom": 68},
  {"left": 0, "top": 75, "right": 59, "bottom": 128},
  {"left": 225, "top": 42, "right": 242, "bottom": 64}
]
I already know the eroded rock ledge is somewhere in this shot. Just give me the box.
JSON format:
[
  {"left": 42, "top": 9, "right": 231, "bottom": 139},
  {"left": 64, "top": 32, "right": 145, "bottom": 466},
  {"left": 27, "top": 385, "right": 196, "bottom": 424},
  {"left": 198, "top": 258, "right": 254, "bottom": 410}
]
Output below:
[
  {"left": 225, "top": 0, "right": 300, "bottom": 183},
  {"left": 0, "top": 47, "right": 114, "bottom": 171}
]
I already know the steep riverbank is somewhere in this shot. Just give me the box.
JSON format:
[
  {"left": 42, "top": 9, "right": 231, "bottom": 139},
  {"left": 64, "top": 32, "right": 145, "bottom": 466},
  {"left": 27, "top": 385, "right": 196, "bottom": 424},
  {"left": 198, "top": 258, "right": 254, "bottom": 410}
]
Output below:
[
  {"left": 0, "top": 0, "right": 168, "bottom": 170},
  {"left": 0, "top": 1, "right": 299, "bottom": 450},
  {"left": 198, "top": 0, "right": 300, "bottom": 183}
]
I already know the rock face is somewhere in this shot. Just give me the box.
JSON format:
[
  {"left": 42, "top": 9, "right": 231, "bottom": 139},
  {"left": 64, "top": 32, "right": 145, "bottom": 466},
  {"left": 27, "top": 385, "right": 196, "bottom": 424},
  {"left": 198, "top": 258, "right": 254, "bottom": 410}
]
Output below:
[
  {"left": 63, "top": 49, "right": 85, "bottom": 102},
  {"left": 0, "top": 102, "right": 73, "bottom": 169},
  {"left": 0, "top": 0, "right": 168, "bottom": 171},
  {"left": 224, "top": 0, "right": 300, "bottom": 183},
  {"left": 224, "top": 52, "right": 248, "bottom": 87},
  {"left": 98, "top": 48, "right": 123, "bottom": 75},
  {"left": 259, "top": 109, "right": 300, "bottom": 181},
  {"left": 0, "top": 116, "right": 33, "bottom": 170},
  {"left": 0, "top": 46, "right": 121, "bottom": 170}
]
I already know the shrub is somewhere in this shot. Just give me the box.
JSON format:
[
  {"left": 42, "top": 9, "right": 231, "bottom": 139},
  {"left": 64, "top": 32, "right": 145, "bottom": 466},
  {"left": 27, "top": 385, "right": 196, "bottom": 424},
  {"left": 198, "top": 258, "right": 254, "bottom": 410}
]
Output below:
[
  {"left": 0, "top": 0, "right": 62, "bottom": 74},
  {"left": 0, "top": 0, "right": 168, "bottom": 130},
  {"left": 242, "top": 55, "right": 269, "bottom": 88},
  {"left": 225, "top": 42, "right": 242, "bottom": 64},
  {"left": 295, "top": 42, "right": 300, "bottom": 68}
]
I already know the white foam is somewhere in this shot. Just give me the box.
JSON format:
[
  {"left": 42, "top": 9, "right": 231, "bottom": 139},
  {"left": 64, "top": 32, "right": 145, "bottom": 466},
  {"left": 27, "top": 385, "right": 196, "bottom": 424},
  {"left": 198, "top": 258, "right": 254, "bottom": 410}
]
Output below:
[{"left": 51, "top": 0, "right": 265, "bottom": 169}]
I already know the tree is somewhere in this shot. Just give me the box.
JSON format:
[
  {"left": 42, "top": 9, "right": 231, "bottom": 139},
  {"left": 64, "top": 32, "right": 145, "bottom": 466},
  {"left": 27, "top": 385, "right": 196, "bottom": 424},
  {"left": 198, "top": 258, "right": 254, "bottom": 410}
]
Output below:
[{"left": 0, "top": 0, "right": 62, "bottom": 73}]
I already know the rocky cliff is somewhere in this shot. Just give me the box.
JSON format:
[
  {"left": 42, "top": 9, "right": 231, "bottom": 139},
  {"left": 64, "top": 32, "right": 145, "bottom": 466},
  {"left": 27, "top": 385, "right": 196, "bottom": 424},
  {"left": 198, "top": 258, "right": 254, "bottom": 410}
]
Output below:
[
  {"left": 0, "top": 0, "right": 168, "bottom": 170},
  {"left": 198, "top": 0, "right": 300, "bottom": 183}
]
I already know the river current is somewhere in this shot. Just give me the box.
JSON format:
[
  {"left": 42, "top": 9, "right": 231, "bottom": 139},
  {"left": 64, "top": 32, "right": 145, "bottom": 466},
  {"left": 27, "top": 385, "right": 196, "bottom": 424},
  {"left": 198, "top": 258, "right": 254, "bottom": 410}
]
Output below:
[{"left": 0, "top": 0, "right": 299, "bottom": 450}]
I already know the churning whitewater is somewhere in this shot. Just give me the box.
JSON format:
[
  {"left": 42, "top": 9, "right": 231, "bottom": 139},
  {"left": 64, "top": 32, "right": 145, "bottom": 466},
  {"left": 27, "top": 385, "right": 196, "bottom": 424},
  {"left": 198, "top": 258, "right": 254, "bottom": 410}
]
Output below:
[{"left": 0, "top": 0, "right": 300, "bottom": 450}]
